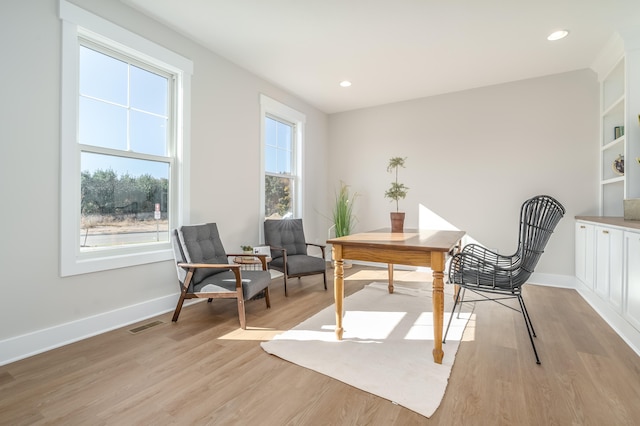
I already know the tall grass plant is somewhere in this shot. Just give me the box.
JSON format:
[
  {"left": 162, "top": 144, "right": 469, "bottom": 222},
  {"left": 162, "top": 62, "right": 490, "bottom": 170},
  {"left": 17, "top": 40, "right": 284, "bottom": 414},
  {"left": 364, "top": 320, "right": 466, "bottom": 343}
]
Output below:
[{"left": 333, "top": 182, "right": 357, "bottom": 237}]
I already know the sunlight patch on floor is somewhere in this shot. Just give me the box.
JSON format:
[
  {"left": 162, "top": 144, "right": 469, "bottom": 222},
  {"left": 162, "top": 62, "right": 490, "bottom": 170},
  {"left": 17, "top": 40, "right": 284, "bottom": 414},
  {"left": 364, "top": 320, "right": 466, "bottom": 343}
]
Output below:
[
  {"left": 218, "top": 327, "right": 284, "bottom": 341},
  {"left": 460, "top": 313, "right": 476, "bottom": 342}
]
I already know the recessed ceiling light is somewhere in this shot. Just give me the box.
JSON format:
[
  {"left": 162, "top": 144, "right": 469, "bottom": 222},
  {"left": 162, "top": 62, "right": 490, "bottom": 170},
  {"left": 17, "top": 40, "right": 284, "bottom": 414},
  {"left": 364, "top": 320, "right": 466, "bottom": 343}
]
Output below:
[
  {"left": 547, "top": 30, "right": 569, "bottom": 41},
  {"left": 339, "top": 80, "right": 352, "bottom": 87}
]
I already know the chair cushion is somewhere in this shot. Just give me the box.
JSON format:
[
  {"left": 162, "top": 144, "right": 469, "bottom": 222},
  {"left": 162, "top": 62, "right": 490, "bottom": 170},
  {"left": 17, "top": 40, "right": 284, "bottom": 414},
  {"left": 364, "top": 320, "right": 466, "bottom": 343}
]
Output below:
[
  {"left": 194, "top": 270, "right": 271, "bottom": 300},
  {"left": 179, "top": 223, "right": 229, "bottom": 285},
  {"left": 264, "top": 219, "right": 308, "bottom": 259},
  {"left": 270, "top": 254, "right": 326, "bottom": 276}
]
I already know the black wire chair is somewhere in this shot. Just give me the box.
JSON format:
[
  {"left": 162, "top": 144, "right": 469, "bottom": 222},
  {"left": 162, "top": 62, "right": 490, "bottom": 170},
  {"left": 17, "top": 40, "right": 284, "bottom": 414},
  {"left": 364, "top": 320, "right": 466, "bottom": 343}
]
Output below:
[{"left": 443, "top": 195, "right": 565, "bottom": 364}]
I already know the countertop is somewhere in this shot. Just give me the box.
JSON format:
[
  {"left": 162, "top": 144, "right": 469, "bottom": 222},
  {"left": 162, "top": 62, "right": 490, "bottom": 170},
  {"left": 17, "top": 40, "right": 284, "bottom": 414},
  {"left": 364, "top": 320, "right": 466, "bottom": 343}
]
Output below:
[{"left": 575, "top": 216, "right": 640, "bottom": 230}]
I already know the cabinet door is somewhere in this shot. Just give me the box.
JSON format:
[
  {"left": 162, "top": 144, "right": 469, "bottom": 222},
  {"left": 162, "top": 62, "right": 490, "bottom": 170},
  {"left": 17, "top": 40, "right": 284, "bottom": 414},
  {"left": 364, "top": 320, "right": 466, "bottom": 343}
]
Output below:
[
  {"left": 608, "top": 229, "right": 623, "bottom": 310},
  {"left": 594, "top": 226, "right": 623, "bottom": 305},
  {"left": 625, "top": 231, "right": 640, "bottom": 330},
  {"left": 595, "top": 226, "right": 611, "bottom": 298},
  {"left": 575, "top": 222, "right": 594, "bottom": 289}
]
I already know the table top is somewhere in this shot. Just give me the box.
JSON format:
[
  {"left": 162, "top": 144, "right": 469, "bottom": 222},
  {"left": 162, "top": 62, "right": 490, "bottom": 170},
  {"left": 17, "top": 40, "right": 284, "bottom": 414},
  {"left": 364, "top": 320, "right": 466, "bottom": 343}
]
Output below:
[{"left": 326, "top": 228, "right": 465, "bottom": 252}]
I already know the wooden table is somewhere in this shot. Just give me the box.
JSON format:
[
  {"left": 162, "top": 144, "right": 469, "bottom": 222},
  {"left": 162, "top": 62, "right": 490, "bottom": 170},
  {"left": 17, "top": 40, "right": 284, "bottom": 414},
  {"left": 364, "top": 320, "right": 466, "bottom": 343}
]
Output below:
[{"left": 327, "top": 228, "right": 465, "bottom": 364}]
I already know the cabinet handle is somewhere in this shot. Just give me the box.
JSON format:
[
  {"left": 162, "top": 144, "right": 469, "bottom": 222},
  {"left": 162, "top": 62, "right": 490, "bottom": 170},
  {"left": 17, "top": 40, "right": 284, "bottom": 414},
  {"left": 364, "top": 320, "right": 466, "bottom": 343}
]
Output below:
[
  {"left": 580, "top": 225, "right": 586, "bottom": 229},
  {"left": 602, "top": 230, "right": 609, "bottom": 234}
]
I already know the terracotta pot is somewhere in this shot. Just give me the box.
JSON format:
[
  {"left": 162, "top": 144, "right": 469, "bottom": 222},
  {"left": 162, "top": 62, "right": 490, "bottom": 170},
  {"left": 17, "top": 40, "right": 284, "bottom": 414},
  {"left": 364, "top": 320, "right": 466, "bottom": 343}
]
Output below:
[{"left": 390, "top": 212, "right": 405, "bottom": 233}]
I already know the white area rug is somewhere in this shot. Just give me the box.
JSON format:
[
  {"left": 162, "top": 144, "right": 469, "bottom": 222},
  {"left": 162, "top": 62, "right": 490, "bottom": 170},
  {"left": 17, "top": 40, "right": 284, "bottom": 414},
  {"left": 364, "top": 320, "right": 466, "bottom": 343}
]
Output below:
[{"left": 260, "top": 282, "right": 472, "bottom": 418}]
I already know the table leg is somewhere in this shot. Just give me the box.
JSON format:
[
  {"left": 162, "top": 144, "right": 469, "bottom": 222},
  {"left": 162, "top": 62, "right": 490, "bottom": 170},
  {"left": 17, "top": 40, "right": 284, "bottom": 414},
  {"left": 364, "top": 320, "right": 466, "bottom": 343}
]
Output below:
[
  {"left": 333, "top": 245, "right": 345, "bottom": 340},
  {"left": 432, "top": 251, "right": 445, "bottom": 364},
  {"left": 387, "top": 263, "right": 394, "bottom": 293}
]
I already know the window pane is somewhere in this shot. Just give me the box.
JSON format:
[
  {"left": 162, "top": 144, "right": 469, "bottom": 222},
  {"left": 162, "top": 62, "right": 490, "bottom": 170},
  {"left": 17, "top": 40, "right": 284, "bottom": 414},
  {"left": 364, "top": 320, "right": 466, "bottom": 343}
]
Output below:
[
  {"left": 130, "top": 65, "right": 168, "bottom": 115},
  {"left": 130, "top": 110, "right": 167, "bottom": 155},
  {"left": 265, "top": 116, "right": 293, "bottom": 175},
  {"left": 265, "top": 146, "right": 278, "bottom": 174},
  {"left": 265, "top": 175, "right": 292, "bottom": 218},
  {"left": 277, "top": 149, "right": 291, "bottom": 174},
  {"left": 80, "top": 152, "right": 169, "bottom": 250},
  {"left": 276, "top": 121, "right": 292, "bottom": 150},
  {"left": 79, "top": 46, "right": 127, "bottom": 105},
  {"left": 79, "top": 97, "right": 127, "bottom": 150},
  {"left": 265, "top": 117, "right": 277, "bottom": 148}
]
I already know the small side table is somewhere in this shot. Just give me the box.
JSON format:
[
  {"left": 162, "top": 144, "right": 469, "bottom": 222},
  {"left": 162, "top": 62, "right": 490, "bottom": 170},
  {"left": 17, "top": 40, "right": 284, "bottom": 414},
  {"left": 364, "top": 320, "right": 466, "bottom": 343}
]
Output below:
[{"left": 233, "top": 256, "right": 271, "bottom": 271}]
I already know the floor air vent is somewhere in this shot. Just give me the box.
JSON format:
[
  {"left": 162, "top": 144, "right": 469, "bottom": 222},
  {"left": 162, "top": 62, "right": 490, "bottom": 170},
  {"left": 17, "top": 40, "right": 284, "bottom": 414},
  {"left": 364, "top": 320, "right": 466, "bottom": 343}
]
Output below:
[{"left": 129, "top": 320, "right": 163, "bottom": 334}]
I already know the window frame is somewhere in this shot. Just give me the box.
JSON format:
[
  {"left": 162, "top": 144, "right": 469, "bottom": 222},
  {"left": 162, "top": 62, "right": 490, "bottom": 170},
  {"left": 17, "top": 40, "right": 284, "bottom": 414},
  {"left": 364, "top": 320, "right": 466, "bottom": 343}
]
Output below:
[
  {"left": 259, "top": 95, "right": 305, "bottom": 240},
  {"left": 59, "top": 1, "right": 192, "bottom": 276}
]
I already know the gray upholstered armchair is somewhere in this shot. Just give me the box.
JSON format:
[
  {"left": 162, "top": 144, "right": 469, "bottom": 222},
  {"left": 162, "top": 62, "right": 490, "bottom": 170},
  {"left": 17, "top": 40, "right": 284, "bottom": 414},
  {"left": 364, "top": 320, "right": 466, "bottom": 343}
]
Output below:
[
  {"left": 264, "top": 218, "right": 327, "bottom": 296},
  {"left": 171, "top": 223, "right": 271, "bottom": 329}
]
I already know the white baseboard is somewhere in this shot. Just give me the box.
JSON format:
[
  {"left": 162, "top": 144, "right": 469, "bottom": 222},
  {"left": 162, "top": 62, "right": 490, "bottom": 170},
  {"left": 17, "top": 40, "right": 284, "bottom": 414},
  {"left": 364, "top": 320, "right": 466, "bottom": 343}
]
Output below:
[
  {"left": 528, "top": 272, "right": 576, "bottom": 288},
  {"left": 0, "top": 292, "right": 189, "bottom": 366}
]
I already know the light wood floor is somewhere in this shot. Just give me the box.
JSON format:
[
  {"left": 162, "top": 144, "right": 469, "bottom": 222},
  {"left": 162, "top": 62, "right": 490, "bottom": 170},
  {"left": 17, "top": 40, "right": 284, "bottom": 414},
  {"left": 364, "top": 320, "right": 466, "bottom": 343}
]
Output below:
[{"left": 2, "top": 264, "right": 640, "bottom": 425}]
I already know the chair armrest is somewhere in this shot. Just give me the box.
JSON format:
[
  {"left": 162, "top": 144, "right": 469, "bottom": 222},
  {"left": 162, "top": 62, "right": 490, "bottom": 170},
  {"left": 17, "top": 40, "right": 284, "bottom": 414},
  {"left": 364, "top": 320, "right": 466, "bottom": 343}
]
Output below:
[
  {"left": 460, "top": 244, "right": 515, "bottom": 268},
  {"left": 178, "top": 262, "right": 239, "bottom": 270},
  {"left": 307, "top": 242, "right": 326, "bottom": 249},
  {"left": 306, "top": 242, "right": 326, "bottom": 259},
  {"left": 268, "top": 245, "right": 286, "bottom": 254},
  {"left": 176, "top": 262, "right": 243, "bottom": 292},
  {"left": 449, "top": 246, "right": 519, "bottom": 287},
  {"left": 268, "top": 245, "right": 287, "bottom": 261}
]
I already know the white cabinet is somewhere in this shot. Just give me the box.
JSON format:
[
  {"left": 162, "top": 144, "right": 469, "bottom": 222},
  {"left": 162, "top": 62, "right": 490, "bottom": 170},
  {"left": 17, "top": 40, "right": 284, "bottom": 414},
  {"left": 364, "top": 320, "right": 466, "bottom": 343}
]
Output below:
[
  {"left": 575, "top": 221, "right": 594, "bottom": 289},
  {"left": 624, "top": 230, "right": 640, "bottom": 330},
  {"left": 594, "top": 226, "right": 623, "bottom": 309},
  {"left": 576, "top": 219, "right": 640, "bottom": 334}
]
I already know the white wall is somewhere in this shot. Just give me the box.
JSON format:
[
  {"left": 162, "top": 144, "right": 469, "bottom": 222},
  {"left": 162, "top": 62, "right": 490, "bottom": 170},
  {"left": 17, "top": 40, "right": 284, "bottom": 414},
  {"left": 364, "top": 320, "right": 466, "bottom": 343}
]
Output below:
[
  {"left": 0, "top": 0, "right": 328, "bottom": 360},
  {"left": 328, "top": 69, "right": 600, "bottom": 277}
]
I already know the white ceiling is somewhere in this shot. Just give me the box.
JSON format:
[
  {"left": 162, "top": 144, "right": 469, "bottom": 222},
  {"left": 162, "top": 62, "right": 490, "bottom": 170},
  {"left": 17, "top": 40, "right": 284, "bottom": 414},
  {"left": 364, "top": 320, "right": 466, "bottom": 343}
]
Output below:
[{"left": 123, "top": 0, "right": 640, "bottom": 114}]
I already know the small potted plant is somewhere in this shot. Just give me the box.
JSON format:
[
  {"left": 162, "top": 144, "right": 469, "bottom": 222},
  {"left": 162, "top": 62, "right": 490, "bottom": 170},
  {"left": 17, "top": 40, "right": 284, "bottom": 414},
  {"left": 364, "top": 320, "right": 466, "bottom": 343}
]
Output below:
[
  {"left": 384, "top": 156, "right": 409, "bottom": 232},
  {"left": 241, "top": 245, "right": 253, "bottom": 255}
]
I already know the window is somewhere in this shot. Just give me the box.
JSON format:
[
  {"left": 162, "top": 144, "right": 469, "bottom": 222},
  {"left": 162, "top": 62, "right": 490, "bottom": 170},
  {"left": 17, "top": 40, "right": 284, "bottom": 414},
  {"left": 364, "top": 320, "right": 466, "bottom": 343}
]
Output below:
[
  {"left": 79, "top": 44, "right": 172, "bottom": 250},
  {"left": 264, "top": 115, "right": 295, "bottom": 218},
  {"left": 260, "top": 95, "right": 305, "bottom": 225},
  {"left": 60, "top": 1, "right": 192, "bottom": 276}
]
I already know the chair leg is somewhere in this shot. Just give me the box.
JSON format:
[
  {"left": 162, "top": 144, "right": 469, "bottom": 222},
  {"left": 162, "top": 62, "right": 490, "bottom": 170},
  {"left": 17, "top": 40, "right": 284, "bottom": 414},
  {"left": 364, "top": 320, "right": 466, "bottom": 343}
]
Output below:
[
  {"left": 517, "top": 295, "right": 541, "bottom": 365},
  {"left": 443, "top": 287, "right": 462, "bottom": 343},
  {"left": 172, "top": 293, "right": 187, "bottom": 322},
  {"left": 237, "top": 298, "right": 247, "bottom": 330},
  {"left": 322, "top": 271, "right": 327, "bottom": 290},
  {"left": 264, "top": 287, "right": 271, "bottom": 309},
  {"left": 519, "top": 295, "right": 537, "bottom": 337},
  {"left": 283, "top": 274, "right": 288, "bottom": 297}
]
